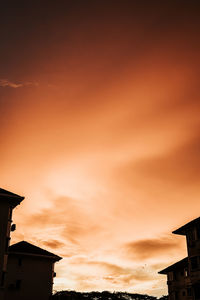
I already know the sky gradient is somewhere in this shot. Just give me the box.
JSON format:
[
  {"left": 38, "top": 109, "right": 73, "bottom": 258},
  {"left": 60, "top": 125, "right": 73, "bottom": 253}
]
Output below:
[{"left": 0, "top": 1, "right": 200, "bottom": 297}]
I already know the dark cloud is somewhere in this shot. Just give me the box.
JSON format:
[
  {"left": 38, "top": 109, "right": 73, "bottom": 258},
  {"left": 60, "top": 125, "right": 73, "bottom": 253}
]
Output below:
[
  {"left": 42, "top": 239, "right": 65, "bottom": 249},
  {"left": 125, "top": 237, "right": 181, "bottom": 260}
]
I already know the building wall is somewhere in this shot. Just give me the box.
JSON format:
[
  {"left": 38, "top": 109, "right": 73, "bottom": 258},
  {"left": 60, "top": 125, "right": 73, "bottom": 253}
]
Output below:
[
  {"left": 5, "top": 254, "right": 55, "bottom": 300},
  {"left": 166, "top": 262, "right": 199, "bottom": 299},
  {"left": 167, "top": 268, "right": 192, "bottom": 300},
  {"left": 166, "top": 224, "right": 200, "bottom": 300},
  {"left": 0, "top": 201, "right": 12, "bottom": 297},
  {"left": 186, "top": 227, "right": 200, "bottom": 297},
  {"left": 186, "top": 226, "right": 200, "bottom": 257}
]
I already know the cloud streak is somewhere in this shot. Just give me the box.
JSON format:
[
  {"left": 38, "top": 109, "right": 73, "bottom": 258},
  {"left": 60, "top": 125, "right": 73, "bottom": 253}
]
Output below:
[
  {"left": 42, "top": 239, "right": 65, "bottom": 249},
  {"left": 0, "top": 79, "right": 38, "bottom": 88},
  {"left": 125, "top": 238, "right": 182, "bottom": 260},
  {"left": 69, "top": 258, "right": 154, "bottom": 286}
]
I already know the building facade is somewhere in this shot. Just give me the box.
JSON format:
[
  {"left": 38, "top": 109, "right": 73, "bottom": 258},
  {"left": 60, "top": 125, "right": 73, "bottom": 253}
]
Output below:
[
  {"left": 159, "top": 217, "right": 200, "bottom": 300},
  {"left": 5, "top": 241, "right": 62, "bottom": 300},
  {"left": 0, "top": 187, "right": 62, "bottom": 300},
  {"left": 0, "top": 188, "right": 24, "bottom": 298}
]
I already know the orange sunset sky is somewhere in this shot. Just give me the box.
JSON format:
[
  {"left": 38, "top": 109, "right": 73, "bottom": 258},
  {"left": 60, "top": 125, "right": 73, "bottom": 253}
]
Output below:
[{"left": 0, "top": 1, "right": 200, "bottom": 297}]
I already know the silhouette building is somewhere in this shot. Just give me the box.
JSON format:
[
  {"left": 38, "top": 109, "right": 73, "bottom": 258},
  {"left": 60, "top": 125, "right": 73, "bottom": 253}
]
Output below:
[
  {"left": 0, "top": 188, "right": 24, "bottom": 298},
  {"left": 0, "top": 187, "right": 62, "bottom": 300},
  {"left": 5, "top": 241, "right": 62, "bottom": 300},
  {"left": 159, "top": 217, "right": 200, "bottom": 300}
]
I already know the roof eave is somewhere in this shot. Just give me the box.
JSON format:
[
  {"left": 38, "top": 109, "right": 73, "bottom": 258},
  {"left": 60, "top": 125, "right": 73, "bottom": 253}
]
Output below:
[
  {"left": 158, "top": 270, "right": 167, "bottom": 275},
  {"left": 0, "top": 194, "right": 24, "bottom": 207},
  {"left": 172, "top": 217, "right": 200, "bottom": 236},
  {"left": 172, "top": 229, "right": 186, "bottom": 235},
  {"left": 158, "top": 258, "right": 188, "bottom": 274},
  {"left": 9, "top": 251, "right": 62, "bottom": 262}
]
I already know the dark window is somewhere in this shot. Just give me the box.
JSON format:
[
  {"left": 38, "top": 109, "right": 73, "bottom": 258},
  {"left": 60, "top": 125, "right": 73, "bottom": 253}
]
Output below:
[
  {"left": 18, "top": 258, "right": 22, "bottom": 266},
  {"left": 194, "top": 283, "right": 200, "bottom": 298},
  {"left": 16, "top": 280, "right": 21, "bottom": 290},
  {"left": 0, "top": 272, "right": 6, "bottom": 287},
  {"left": 182, "top": 290, "right": 186, "bottom": 296},
  {"left": 168, "top": 272, "right": 174, "bottom": 281},
  {"left": 180, "top": 271, "right": 184, "bottom": 276},
  {"left": 8, "top": 283, "right": 15, "bottom": 290},
  {"left": 191, "top": 256, "right": 198, "bottom": 270},
  {"left": 173, "top": 272, "right": 177, "bottom": 280},
  {"left": 175, "top": 291, "right": 179, "bottom": 299},
  {"left": 197, "top": 223, "right": 200, "bottom": 239},
  {"left": 187, "top": 288, "right": 192, "bottom": 296},
  {"left": 188, "top": 229, "right": 195, "bottom": 241},
  {"left": 188, "top": 228, "right": 197, "bottom": 246}
]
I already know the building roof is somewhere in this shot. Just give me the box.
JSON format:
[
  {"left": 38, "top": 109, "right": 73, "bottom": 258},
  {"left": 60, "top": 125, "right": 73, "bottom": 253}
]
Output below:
[
  {"left": 172, "top": 217, "right": 200, "bottom": 235},
  {"left": 0, "top": 188, "right": 24, "bottom": 207},
  {"left": 9, "top": 241, "right": 62, "bottom": 262},
  {"left": 158, "top": 257, "right": 188, "bottom": 274}
]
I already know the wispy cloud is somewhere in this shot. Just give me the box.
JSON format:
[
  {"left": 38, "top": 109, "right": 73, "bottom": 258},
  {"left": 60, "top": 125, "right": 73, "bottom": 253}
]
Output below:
[
  {"left": 26, "top": 196, "right": 102, "bottom": 248},
  {"left": 0, "top": 79, "right": 38, "bottom": 88},
  {"left": 70, "top": 258, "right": 153, "bottom": 284}
]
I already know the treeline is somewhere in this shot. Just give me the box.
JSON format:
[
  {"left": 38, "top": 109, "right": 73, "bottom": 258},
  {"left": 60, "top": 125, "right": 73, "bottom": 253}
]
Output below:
[{"left": 52, "top": 291, "right": 167, "bottom": 300}]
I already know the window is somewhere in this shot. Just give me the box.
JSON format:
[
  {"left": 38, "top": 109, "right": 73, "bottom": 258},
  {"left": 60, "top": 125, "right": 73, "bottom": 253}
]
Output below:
[
  {"left": 191, "top": 256, "right": 198, "bottom": 270},
  {"left": 182, "top": 290, "right": 186, "bottom": 296},
  {"left": 197, "top": 223, "right": 200, "bottom": 239},
  {"left": 173, "top": 272, "right": 177, "bottom": 280},
  {"left": 8, "top": 283, "right": 15, "bottom": 290},
  {"left": 188, "top": 229, "right": 194, "bottom": 241},
  {"left": 0, "top": 272, "right": 6, "bottom": 287},
  {"left": 194, "top": 283, "right": 200, "bottom": 298},
  {"left": 18, "top": 258, "right": 22, "bottom": 266},
  {"left": 187, "top": 228, "right": 198, "bottom": 246},
  {"left": 170, "top": 292, "right": 176, "bottom": 300},
  {"left": 16, "top": 280, "right": 21, "bottom": 290},
  {"left": 168, "top": 271, "right": 174, "bottom": 281},
  {"left": 175, "top": 291, "right": 179, "bottom": 299},
  {"left": 184, "top": 268, "right": 188, "bottom": 277},
  {"left": 194, "top": 227, "right": 198, "bottom": 240},
  {"left": 187, "top": 288, "right": 192, "bottom": 296}
]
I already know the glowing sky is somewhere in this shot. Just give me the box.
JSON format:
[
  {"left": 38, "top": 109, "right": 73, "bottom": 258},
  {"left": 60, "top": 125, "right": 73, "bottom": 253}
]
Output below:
[{"left": 0, "top": 1, "right": 200, "bottom": 297}]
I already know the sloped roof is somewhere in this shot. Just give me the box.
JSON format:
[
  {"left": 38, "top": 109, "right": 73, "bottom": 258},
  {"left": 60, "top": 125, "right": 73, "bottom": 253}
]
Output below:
[
  {"left": 0, "top": 188, "right": 24, "bottom": 207},
  {"left": 172, "top": 217, "right": 200, "bottom": 235},
  {"left": 9, "top": 241, "right": 62, "bottom": 262},
  {"left": 158, "top": 257, "right": 188, "bottom": 274}
]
